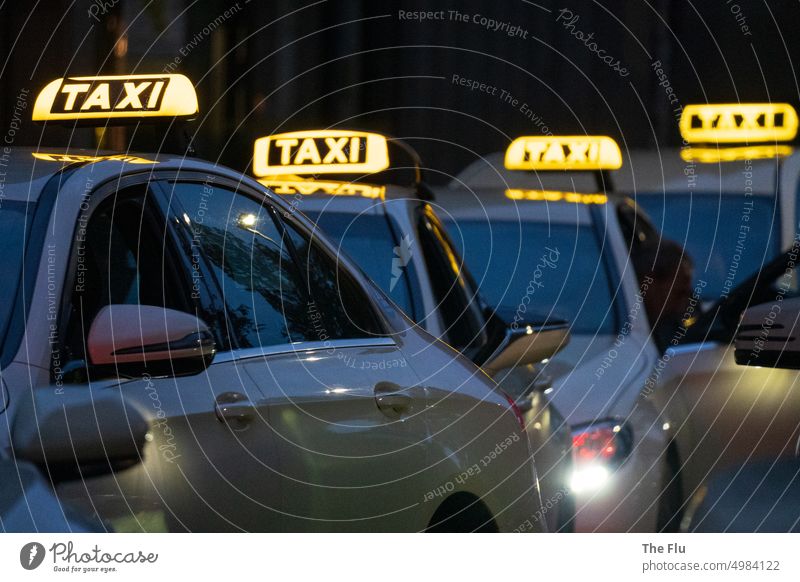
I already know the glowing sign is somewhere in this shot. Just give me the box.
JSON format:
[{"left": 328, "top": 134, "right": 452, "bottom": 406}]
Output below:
[
  {"left": 679, "top": 103, "right": 798, "bottom": 143},
  {"left": 259, "top": 178, "right": 385, "bottom": 199},
  {"left": 505, "top": 136, "right": 622, "bottom": 171},
  {"left": 32, "top": 74, "right": 198, "bottom": 122},
  {"left": 505, "top": 189, "right": 608, "bottom": 205},
  {"left": 680, "top": 145, "right": 794, "bottom": 163},
  {"left": 253, "top": 130, "right": 389, "bottom": 177},
  {"left": 31, "top": 152, "right": 158, "bottom": 164}
]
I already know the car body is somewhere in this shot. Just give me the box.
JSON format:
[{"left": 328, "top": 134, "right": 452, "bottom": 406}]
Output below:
[
  {"left": 436, "top": 142, "right": 679, "bottom": 532},
  {"left": 682, "top": 295, "right": 800, "bottom": 533},
  {"left": 0, "top": 145, "right": 546, "bottom": 532},
  {"left": 258, "top": 171, "right": 574, "bottom": 531}
]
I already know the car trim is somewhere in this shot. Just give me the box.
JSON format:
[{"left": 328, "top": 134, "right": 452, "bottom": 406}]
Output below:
[
  {"left": 665, "top": 341, "right": 720, "bottom": 356},
  {"left": 213, "top": 337, "right": 398, "bottom": 364}
]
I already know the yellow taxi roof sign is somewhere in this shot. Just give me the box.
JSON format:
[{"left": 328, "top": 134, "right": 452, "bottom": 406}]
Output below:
[
  {"left": 253, "top": 130, "right": 389, "bottom": 177},
  {"left": 504, "top": 136, "right": 622, "bottom": 171},
  {"left": 679, "top": 103, "right": 798, "bottom": 144},
  {"left": 32, "top": 74, "right": 198, "bottom": 123},
  {"left": 258, "top": 178, "right": 385, "bottom": 199}
]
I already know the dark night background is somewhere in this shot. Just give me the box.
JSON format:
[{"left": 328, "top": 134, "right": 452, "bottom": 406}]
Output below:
[{"left": 1, "top": 0, "right": 798, "bottom": 183}]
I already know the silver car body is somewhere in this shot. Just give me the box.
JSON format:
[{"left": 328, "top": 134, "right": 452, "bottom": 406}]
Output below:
[
  {"left": 437, "top": 154, "right": 671, "bottom": 531},
  {"left": 0, "top": 148, "right": 541, "bottom": 532}
]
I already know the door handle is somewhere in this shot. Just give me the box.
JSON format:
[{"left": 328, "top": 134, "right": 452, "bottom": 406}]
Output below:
[
  {"left": 215, "top": 392, "right": 256, "bottom": 429},
  {"left": 374, "top": 382, "right": 412, "bottom": 418}
]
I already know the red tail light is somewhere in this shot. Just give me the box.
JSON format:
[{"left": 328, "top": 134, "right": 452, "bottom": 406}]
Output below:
[{"left": 572, "top": 422, "right": 632, "bottom": 466}]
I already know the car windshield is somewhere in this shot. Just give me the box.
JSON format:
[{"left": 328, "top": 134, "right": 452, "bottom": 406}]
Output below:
[
  {"left": 0, "top": 201, "right": 34, "bottom": 348},
  {"left": 303, "top": 211, "right": 416, "bottom": 319},
  {"left": 445, "top": 219, "right": 617, "bottom": 335},
  {"left": 635, "top": 193, "right": 780, "bottom": 301}
]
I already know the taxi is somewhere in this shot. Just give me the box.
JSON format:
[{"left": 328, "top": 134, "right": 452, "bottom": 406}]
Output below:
[
  {"left": 0, "top": 74, "right": 544, "bottom": 532},
  {"left": 253, "top": 130, "right": 575, "bottom": 532},
  {"left": 437, "top": 136, "right": 678, "bottom": 532},
  {"left": 615, "top": 104, "right": 800, "bottom": 512}
]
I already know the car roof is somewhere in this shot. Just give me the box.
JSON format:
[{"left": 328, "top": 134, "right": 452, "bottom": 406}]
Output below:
[
  {"left": 1, "top": 147, "right": 252, "bottom": 203},
  {"left": 433, "top": 186, "right": 598, "bottom": 225}
]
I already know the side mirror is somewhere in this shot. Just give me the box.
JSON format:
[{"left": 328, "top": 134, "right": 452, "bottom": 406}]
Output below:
[
  {"left": 88, "top": 304, "right": 216, "bottom": 378},
  {"left": 734, "top": 297, "right": 800, "bottom": 369},
  {"left": 11, "top": 387, "right": 149, "bottom": 482},
  {"left": 483, "top": 323, "right": 571, "bottom": 376}
]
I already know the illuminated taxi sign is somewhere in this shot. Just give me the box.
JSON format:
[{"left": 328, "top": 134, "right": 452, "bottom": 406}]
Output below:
[
  {"left": 505, "top": 189, "right": 608, "bottom": 205},
  {"left": 681, "top": 145, "right": 794, "bottom": 164},
  {"left": 253, "top": 130, "right": 389, "bottom": 177},
  {"left": 504, "top": 136, "right": 622, "bottom": 171},
  {"left": 32, "top": 152, "right": 158, "bottom": 164},
  {"left": 679, "top": 103, "right": 798, "bottom": 143},
  {"left": 32, "top": 74, "right": 198, "bottom": 123},
  {"left": 259, "top": 178, "right": 385, "bottom": 199}
]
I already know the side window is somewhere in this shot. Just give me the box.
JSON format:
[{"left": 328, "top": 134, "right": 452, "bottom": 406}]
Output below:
[
  {"left": 281, "top": 216, "right": 385, "bottom": 339},
  {"left": 417, "top": 206, "right": 486, "bottom": 353},
  {"left": 62, "top": 186, "right": 192, "bottom": 369},
  {"left": 170, "top": 182, "right": 316, "bottom": 349}
]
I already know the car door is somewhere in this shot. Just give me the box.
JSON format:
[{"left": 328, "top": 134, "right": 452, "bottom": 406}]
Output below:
[
  {"left": 54, "top": 177, "right": 283, "bottom": 532},
  {"left": 658, "top": 248, "right": 800, "bottom": 495},
  {"left": 167, "top": 177, "right": 433, "bottom": 531}
]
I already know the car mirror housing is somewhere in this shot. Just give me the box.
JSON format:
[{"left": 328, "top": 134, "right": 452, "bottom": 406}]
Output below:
[
  {"left": 734, "top": 296, "right": 800, "bottom": 369},
  {"left": 483, "top": 322, "right": 571, "bottom": 376},
  {"left": 88, "top": 304, "right": 216, "bottom": 378},
  {"left": 11, "top": 387, "right": 149, "bottom": 482}
]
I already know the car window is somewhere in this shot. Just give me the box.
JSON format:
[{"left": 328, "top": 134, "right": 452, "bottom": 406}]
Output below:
[
  {"left": 446, "top": 218, "right": 617, "bottom": 336},
  {"left": 635, "top": 193, "right": 780, "bottom": 302},
  {"left": 281, "top": 216, "right": 385, "bottom": 339},
  {"left": 170, "top": 182, "right": 316, "bottom": 349},
  {"left": 61, "top": 185, "right": 192, "bottom": 371},
  {"left": 0, "top": 201, "right": 33, "bottom": 346},
  {"left": 418, "top": 206, "right": 487, "bottom": 353},
  {"left": 303, "top": 210, "right": 416, "bottom": 320}
]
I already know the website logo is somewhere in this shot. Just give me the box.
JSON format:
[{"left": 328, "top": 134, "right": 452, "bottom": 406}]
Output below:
[{"left": 20, "top": 542, "right": 46, "bottom": 570}]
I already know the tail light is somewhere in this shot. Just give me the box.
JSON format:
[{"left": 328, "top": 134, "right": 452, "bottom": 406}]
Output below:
[{"left": 570, "top": 421, "right": 633, "bottom": 493}]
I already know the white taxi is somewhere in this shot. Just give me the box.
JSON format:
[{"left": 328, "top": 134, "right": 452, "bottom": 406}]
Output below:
[
  {"left": 437, "top": 136, "right": 679, "bottom": 532},
  {"left": 0, "top": 74, "right": 544, "bottom": 532},
  {"left": 616, "top": 103, "right": 800, "bottom": 506},
  {"left": 253, "top": 130, "right": 575, "bottom": 531}
]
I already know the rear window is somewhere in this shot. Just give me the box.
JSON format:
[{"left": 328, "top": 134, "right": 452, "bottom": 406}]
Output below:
[
  {"left": 0, "top": 201, "right": 34, "bottom": 348},
  {"left": 635, "top": 193, "right": 779, "bottom": 301},
  {"left": 303, "top": 211, "right": 416, "bottom": 319},
  {"left": 446, "top": 219, "right": 617, "bottom": 335}
]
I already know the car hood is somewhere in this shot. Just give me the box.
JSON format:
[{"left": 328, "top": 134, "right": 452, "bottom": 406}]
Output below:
[{"left": 541, "top": 332, "right": 657, "bottom": 427}]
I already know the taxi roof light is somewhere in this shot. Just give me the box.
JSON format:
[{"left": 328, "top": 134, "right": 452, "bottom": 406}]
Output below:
[
  {"left": 32, "top": 74, "right": 198, "bottom": 124},
  {"left": 679, "top": 103, "right": 798, "bottom": 144},
  {"left": 253, "top": 130, "right": 389, "bottom": 177},
  {"left": 504, "top": 136, "right": 622, "bottom": 171}
]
